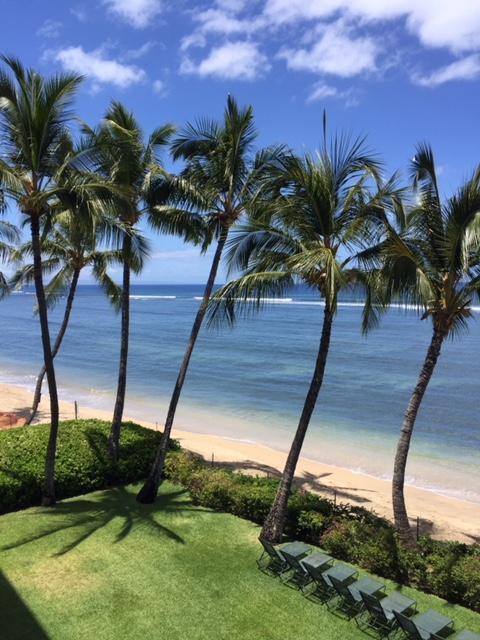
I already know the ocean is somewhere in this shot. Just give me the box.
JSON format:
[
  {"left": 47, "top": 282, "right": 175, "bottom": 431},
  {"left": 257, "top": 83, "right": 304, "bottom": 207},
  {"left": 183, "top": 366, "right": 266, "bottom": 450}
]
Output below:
[{"left": 0, "top": 284, "right": 479, "bottom": 504}]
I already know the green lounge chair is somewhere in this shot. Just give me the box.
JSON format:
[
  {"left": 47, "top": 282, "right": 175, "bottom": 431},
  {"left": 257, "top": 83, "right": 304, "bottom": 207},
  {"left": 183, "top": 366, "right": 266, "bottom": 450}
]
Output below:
[
  {"left": 301, "top": 557, "right": 336, "bottom": 602},
  {"left": 256, "top": 537, "right": 288, "bottom": 576},
  {"left": 279, "top": 547, "right": 311, "bottom": 589},
  {"left": 393, "top": 610, "right": 454, "bottom": 640},
  {"left": 329, "top": 574, "right": 385, "bottom": 620},
  {"left": 360, "top": 590, "right": 417, "bottom": 637},
  {"left": 431, "top": 632, "right": 480, "bottom": 640},
  {"left": 308, "top": 563, "right": 358, "bottom": 603}
]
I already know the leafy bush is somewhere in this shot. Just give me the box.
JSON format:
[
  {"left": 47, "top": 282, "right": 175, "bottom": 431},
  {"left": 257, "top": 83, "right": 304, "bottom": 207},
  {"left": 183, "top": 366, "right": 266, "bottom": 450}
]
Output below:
[
  {"left": 164, "top": 450, "right": 480, "bottom": 613},
  {"left": 166, "top": 451, "right": 340, "bottom": 533},
  {"left": 321, "top": 520, "right": 356, "bottom": 560},
  {"left": 355, "top": 526, "right": 400, "bottom": 578},
  {"left": 0, "top": 419, "right": 179, "bottom": 513},
  {"left": 296, "top": 510, "right": 329, "bottom": 541},
  {"left": 1, "top": 430, "right": 479, "bottom": 612},
  {"left": 451, "top": 554, "right": 480, "bottom": 611}
]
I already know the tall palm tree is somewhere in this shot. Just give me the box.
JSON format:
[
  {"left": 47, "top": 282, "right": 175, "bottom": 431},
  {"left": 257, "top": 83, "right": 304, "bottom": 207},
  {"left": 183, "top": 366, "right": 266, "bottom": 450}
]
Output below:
[
  {"left": 12, "top": 208, "right": 122, "bottom": 423},
  {"left": 0, "top": 56, "right": 83, "bottom": 505},
  {"left": 137, "top": 95, "right": 286, "bottom": 504},
  {"left": 83, "top": 102, "right": 198, "bottom": 461},
  {"left": 368, "top": 144, "right": 480, "bottom": 546},
  {"left": 205, "top": 135, "right": 397, "bottom": 542}
]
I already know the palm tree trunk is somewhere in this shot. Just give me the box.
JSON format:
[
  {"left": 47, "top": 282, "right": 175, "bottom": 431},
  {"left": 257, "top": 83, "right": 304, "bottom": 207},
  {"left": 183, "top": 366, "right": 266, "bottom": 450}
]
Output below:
[
  {"left": 109, "top": 233, "right": 132, "bottom": 462},
  {"left": 392, "top": 325, "right": 445, "bottom": 546},
  {"left": 27, "top": 268, "right": 81, "bottom": 425},
  {"left": 261, "top": 300, "right": 335, "bottom": 543},
  {"left": 30, "top": 215, "right": 60, "bottom": 507},
  {"left": 137, "top": 228, "right": 229, "bottom": 504}
]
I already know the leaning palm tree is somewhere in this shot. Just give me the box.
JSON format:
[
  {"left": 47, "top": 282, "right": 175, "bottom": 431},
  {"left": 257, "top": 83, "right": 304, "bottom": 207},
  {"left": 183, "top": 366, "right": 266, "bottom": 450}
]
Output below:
[
  {"left": 204, "top": 136, "right": 399, "bottom": 542},
  {"left": 0, "top": 56, "right": 83, "bottom": 505},
  {"left": 137, "top": 95, "right": 287, "bottom": 504},
  {"left": 12, "top": 208, "right": 122, "bottom": 423},
  {"left": 83, "top": 102, "right": 199, "bottom": 461},
  {"left": 369, "top": 144, "right": 480, "bottom": 546}
]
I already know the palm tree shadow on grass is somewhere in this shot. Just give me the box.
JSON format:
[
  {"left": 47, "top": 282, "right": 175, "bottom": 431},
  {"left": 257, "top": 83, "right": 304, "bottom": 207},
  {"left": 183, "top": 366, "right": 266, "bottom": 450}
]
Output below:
[{"left": 1, "top": 486, "right": 209, "bottom": 556}]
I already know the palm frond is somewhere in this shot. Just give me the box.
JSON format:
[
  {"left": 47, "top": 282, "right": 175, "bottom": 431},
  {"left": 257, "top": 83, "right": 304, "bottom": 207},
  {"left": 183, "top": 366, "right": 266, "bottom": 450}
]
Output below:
[
  {"left": 207, "top": 270, "right": 294, "bottom": 327},
  {"left": 91, "top": 254, "right": 122, "bottom": 311}
]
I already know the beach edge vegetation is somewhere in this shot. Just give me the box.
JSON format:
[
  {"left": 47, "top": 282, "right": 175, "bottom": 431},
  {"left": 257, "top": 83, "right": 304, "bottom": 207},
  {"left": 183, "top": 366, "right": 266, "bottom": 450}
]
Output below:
[{"left": 0, "top": 418, "right": 478, "bottom": 613}]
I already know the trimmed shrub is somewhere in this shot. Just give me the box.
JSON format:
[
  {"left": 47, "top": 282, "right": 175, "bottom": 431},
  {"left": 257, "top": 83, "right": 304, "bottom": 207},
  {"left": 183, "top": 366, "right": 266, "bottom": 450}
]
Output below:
[
  {"left": 164, "top": 450, "right": 480, "bottom": 613},
  {"left": 1, "top": 429, "right": 479, "bottom": 612},
  {"left": 0, "top": 419, "right": 179, "bottom": 513}
]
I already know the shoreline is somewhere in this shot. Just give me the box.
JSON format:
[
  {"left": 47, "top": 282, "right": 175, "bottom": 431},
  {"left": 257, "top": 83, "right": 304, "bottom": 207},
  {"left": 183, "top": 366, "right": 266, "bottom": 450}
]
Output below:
[{"left": 1, "top": 380, "right": 479, "bottom": 544}]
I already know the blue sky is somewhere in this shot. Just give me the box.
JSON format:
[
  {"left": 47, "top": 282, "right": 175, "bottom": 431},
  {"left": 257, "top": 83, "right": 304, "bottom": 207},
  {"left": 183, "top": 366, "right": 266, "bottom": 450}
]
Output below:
[{"left": 2, "top": 0, "right": 480, "bottom": 283}]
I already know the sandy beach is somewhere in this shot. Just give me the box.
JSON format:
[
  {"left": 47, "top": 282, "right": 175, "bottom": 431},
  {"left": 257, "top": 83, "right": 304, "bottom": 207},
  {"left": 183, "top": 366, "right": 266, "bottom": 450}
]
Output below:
[{"left": 0, "top": 380, "right": 478, "bottom": 544}]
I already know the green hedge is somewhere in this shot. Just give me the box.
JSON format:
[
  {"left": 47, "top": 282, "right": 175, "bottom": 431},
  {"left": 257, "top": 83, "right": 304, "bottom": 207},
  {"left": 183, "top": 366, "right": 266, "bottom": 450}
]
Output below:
[
  {"left": 165, "top": 449, "right": 480, "bottom": 613},
  {"left": 0, "top": 423, "right": 478, "bottom": 612},
  {"left": 0, "top": 419, "right": 178, "bottom": 513}
]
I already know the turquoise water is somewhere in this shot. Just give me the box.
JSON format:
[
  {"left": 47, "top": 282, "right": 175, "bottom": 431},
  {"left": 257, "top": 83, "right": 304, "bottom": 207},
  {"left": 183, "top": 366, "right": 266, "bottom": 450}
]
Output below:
[{"left": 0, "top": 284, "right": 479, "bottom": 503}]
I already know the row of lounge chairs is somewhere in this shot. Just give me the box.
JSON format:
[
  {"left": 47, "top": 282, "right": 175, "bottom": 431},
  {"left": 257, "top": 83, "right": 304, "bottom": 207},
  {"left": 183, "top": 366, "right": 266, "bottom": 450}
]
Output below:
[{"left": 257, "top": 538, "right": 479, "bottom": 640}]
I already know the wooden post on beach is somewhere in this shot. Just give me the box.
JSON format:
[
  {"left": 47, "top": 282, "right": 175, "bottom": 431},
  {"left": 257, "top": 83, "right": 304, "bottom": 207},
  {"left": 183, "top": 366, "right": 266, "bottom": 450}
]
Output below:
[
  {"left": 333, "top": 489, "right": 337, "bottom": 507},
  {"left": 74, "top": 401, "right": 78, "bottom": 420},
  {"left": 211, "top": 453, "right": 214, "bottom": 468},
  {"left": 416, "top": 516, "right": 420, "bottom": 541}
]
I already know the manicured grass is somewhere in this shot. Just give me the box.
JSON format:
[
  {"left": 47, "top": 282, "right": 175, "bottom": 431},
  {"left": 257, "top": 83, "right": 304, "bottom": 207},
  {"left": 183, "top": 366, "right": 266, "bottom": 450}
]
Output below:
[{"left": 0, "top": 482, "right": 479, "bottom": 640}]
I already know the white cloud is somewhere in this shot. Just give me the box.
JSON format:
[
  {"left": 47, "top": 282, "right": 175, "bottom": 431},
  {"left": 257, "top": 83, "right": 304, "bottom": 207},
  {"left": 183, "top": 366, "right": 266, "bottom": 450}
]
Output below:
[
  {"left": 151, "top": 249, "right": 200, "bottom": 260},
  {"left": 263, "top": 0, "right": 480, "bottom": 53},
  {"left": 180, "top": 32, "right": 207, "bottom": 52},
  {"left": 153, "top": 79, "right": 166, "bottom": 95},
  {"left": 193, "top": 8, "right": 258, "bottom": 36},
  {"left": 215, "top": 0, "right": 249, "bottom": 10},
  {"left": 280, "top": 21, "right": 378, "bottom": 77},
  {"left": 404, "top": 2, "right": 480, "bottom": 53},
  {"left": 122, "top": 41, "right": 157, "bottom": 60},
  {"left": 181, "top": 41, "right": 269, "bottom": 80},
  {"left": 37, "top": 19, "right": 62, "bottom": 38},
  {"left": 70, "top": 6, "right": 87, "bottom": 22},
  {"left": 413, "top": 54, "right": 480, "bottom": 87},
  {"left": 306, "top": 82, "right": 359, "bottom": 106},
  {"left": 306, "top": 82, "right": 338, "bottom": 102},
  {"left": 103, "top": 0, "right": 162, "bottom": 28},
  {"left": 54, "top": 46, "right": 146, "bottom": 88},
  {"left": 178, "top": 0, "right": 480, "bottom": 89}
]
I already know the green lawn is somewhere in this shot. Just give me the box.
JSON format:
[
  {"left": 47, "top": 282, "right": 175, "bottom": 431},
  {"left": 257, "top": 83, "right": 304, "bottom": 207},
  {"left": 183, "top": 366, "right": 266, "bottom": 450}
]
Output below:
[{"left": 0, "top": 483, "right": 479, "bottom": 640}]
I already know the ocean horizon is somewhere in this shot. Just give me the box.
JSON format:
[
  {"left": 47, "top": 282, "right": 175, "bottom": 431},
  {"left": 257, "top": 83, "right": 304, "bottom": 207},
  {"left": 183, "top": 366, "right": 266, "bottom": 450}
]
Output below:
[{"left": 1, "top": 283, "right": 479, "bottom": 504}]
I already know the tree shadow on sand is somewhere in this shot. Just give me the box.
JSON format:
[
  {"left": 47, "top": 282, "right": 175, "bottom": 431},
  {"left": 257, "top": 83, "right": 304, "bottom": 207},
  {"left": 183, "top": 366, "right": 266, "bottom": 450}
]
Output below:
[
  {"left": 4, "top": 403, "right": 50, "bottom": 424},
  {"left": 1, "top": 485, "right": 209, "bottom": 557},
  {"left": 219, "top": 459, "right": 374, "bottom": 505}
]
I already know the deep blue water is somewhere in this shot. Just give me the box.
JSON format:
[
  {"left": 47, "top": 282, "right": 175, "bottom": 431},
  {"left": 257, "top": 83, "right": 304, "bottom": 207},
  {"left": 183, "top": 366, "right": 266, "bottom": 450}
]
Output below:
[{"left": 0, "top": 284, "right": 479, "bottom": 501}]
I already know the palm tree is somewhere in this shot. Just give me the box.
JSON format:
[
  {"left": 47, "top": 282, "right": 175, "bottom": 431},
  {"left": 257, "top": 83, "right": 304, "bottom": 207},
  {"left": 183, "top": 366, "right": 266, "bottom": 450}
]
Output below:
[
  {"left": 369, "top": 144, "right": 480, "bottom": 546},
  {"left": 0, "top": 56, "right": 83, "bottom": 505},
  {"left": 205, "top": 135, "right": 397, "bottom": 542},
  {"left": 137, "top": 95, "right": 286, "bottom": 504},
  {"left": 83, "top": 102, "right": 199, "bottom": 461},
  {"left": 12, "top": 207, "right": 122, "bottom": 423}
]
